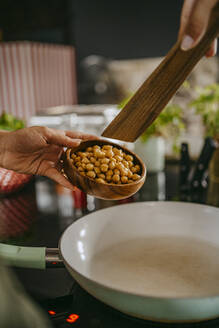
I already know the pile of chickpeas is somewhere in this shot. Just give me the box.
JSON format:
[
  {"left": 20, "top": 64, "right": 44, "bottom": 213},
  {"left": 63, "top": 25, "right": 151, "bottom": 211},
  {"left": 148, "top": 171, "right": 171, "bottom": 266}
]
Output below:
[{"left": 70, "top": 144, "right": 141, "bottom": 184}]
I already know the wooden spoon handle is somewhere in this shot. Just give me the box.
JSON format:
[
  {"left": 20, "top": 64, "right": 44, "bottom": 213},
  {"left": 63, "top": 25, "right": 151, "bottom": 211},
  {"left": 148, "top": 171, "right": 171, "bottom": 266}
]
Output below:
[{"left": 102, "top": 3, "right": 219, "bottom": 142}]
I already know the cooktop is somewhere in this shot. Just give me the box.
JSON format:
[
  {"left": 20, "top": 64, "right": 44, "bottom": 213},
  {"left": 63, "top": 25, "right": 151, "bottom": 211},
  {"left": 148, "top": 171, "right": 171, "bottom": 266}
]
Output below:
[
  {"left": 39, "top": 283, "right": 219, "bottom": 328},
  {"left": 1, "top": 159, "right": 216, "bottom": 328}
]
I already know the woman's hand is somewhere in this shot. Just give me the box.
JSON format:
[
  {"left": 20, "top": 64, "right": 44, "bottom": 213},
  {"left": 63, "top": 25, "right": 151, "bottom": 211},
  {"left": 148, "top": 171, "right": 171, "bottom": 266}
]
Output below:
[
  {"left": 179, "top": 0, "right": 218, "bottom": 57},
  {"left": 0, "top": 126, "right": 97, "bottom": 190}
]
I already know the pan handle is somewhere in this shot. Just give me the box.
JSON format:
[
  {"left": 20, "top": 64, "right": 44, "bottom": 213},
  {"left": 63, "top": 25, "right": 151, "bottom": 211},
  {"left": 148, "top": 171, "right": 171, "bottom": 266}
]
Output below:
[
  {"left": 0, "top": 244, "right": 64, "bottom": 269},
  {"left": 0, "top": 243, "right": 46, "bottom": 269}
]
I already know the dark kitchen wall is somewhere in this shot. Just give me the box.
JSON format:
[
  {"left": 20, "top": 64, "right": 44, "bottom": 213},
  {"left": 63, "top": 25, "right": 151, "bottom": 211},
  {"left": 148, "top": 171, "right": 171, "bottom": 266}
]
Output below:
[
  {"left": 0, "top": 0, "right": 186, "bottom": 103},
  {"left": 0, "top": 0, "right": 70, "bottom": 44},
  {"left": 73, "top": 0, "right": 184, "bottom": 62},
  {"left": 0, "top": 0, "right": 184, "bottom": 61},
  {"left": 72, "top": 0, "right": 184, "bottom": 102},
  {"left": 0, "top": 0, "right": 184, "bottom": 103}
]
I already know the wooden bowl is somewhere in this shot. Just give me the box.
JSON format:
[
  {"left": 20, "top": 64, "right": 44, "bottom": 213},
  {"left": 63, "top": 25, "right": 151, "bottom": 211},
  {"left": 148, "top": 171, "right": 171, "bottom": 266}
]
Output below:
[{"left": 63, "top": 139, "right": 146, "bottom": 200}]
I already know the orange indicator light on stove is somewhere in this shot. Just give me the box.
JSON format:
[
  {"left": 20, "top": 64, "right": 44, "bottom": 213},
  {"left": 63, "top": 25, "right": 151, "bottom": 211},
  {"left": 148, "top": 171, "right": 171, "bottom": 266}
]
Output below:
[
  {"left": 48, "top": 310, "right": 56, "bottom": 315},
  {"left": 66, "top": 313, "right": 79, "bottom": 323}
]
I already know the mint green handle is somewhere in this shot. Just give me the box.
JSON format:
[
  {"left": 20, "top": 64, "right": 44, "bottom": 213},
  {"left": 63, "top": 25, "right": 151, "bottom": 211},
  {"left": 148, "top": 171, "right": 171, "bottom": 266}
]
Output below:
[{"left": 0, "top": 244, "right": 46, "bottom": 269}]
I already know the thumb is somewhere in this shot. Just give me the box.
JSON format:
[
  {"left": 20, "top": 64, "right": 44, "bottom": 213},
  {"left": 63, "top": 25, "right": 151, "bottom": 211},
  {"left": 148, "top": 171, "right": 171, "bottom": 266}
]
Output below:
[{"left": 181, "top": 0, "right": 217, "bottom": 51}]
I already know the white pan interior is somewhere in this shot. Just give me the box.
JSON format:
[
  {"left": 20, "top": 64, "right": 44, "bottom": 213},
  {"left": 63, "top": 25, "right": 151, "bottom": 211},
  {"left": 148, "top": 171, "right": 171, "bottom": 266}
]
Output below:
[{"left": 60, "top": 201, "right": 219, "bottom": 299}]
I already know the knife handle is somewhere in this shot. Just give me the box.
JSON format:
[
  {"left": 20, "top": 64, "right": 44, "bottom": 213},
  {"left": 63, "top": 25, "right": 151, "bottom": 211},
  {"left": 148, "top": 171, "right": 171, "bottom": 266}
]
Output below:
[
  {"left": 190, "top": 137, "right": 217, "bottom": 191},
  {"left": 102, "top": 2, "right": 219, "bottom": 142},
  {"left": 179, "top": 143, "right": 190, "bottom": 186},
  {"left": 179, "top": 143, "right": 191, "bottom": 200}
]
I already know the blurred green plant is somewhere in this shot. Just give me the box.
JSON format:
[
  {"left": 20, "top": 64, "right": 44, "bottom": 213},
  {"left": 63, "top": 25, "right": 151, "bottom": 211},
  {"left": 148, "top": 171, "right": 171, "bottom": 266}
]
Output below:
[
  {"left": 190, "top": 83, "right": 219, "bottom": 139},
  {"left": 118, "top": 96, "right": 185, "bottom": 152},
  {"left": 0, "top": 112, "right": 25, "bottom": 131},
  {"left": 140, "top": 104, "right": 185, "bottom": 144}
]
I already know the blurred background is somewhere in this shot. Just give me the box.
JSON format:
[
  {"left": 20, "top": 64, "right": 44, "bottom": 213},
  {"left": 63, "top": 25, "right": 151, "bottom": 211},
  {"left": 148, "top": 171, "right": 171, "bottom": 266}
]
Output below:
[
  {"left": 0, "top": 0, "right": 186, "bottom": 105},
  {"left": 0, "top": 0, "right": 218, "bottom": 188},
  {"left": 0, "top": 0, "right": 218, "bottom": 131}
]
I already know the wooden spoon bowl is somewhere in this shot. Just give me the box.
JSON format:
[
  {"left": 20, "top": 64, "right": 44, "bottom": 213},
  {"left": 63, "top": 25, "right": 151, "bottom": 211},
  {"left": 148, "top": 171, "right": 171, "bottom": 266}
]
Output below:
[{"left": 63, "top": 139, "right": 146, "bottom": 200}]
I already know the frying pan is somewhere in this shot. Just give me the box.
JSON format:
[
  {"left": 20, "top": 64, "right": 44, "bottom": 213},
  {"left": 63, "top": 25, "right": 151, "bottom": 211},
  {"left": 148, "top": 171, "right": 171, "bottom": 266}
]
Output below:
[{"left": 1, "top": 201, "right": 219, "bottom": 323}]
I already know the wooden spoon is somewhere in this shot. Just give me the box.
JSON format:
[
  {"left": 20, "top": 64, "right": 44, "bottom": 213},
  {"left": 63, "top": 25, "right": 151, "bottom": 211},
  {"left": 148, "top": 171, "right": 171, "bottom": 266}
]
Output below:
[
  {"left": 63, "top": 139, "right": 146, "bottom": 200},
  {"left": 102, "top": 2, "right": 219, "bottom": 142}
]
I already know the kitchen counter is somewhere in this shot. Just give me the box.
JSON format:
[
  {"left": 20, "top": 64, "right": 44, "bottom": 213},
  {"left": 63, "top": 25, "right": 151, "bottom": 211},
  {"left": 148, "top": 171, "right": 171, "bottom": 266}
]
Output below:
[{"left": 0, "top": 160, "right": 216, "bottom": 328}]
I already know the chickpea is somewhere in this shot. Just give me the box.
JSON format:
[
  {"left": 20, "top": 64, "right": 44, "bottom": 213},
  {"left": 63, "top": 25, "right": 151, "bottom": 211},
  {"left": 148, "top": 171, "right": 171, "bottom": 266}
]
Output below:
[
  {"left": 135, "top": 164, "right": 141, "bottom": 173},
  {"left": 114, "top": 155, "right": 123, "bottom": 162},
  {"left": 112, "top": 174, "right": 120, "bottom": 183},
  {"left": 105, "top": 150, "right": 114, "bottom": 158},
  {"left": 126, "top": 154, "right": 133, "bottom": 162},
  {"left": 93, "top": 150, "right": 98, "bottom": 157},
  {"left": 128, "top": 161, "right": 134, "bottom": 168},
  {"left": 94, "top": 150, "right": 105, "bottom": 158},
  {"left": 86, "top": 152, "right": 92, "bottom": 158},
  {"left": 114, "top": 169, "right": 120, "bottom": 175},
  {"left": 131, "top": 166, "right": 137, "bottom": 173},
  {"left": 99, "top": 151, "right": 106, "bottom": 158},
  {"left": 86, "top": 171, "right": 96, "bottom": 179},
  {"left": 109, "top": 161, "right": 116, "bottom": 170},
  {"left": 116, "top": 163, "right": 124, "bottom": 171},
  {"left": 98, "top": 173, "right": 106, "bottom": 180},
  {"left": 121, "top": 176, "right": 128, "bottom": 184},
  {"left": 100, "top": 164, "right": 108, "bottom": 173},
  {"left": 78, "top": 151, "right": 86, "bottom": 157},
  {"left": 75, "top": 161, "right": 81, "bottom": 167},
  {"left": 96, "top": 178, "right": 105, "bottom": 184},
  {"left": 94, "top": 167, "right": 101, "bottom": 174},
  {"left": 120, "top": 167, "right": 129, "bottom": 176},
  {"left": 103, "top": 145, "right": 113, "bottom": 151},
  {"left": 75, "top": 156, "right": 81, "bottom": 162},
  {"left": 113, "top": 148, "right": 123, "bottom": 156},
  {"left": 122, "top": 160, "right": 129, "bottom": 168},
  {"left": 127, "top": 170, "right": 133, "bottom": 178},
  {"left": 90, "top": 156, "right": 96, "bottom": 163},
  {"left": 70, "top": 143, "right": 141, "bottom": 186},
  {"left": 82, "top": 157, "right": 90, "bottom": 164},
  {"left": 86, "top": 163, "right": 94, "bottom": 171},
  {"left": 101, "top": 158, "right": 110, "bottom": 164},
  {"left": 132, "top": 174, "right": 140, "bottom": 181},
  {"left": 93, "top": 145, "right": 101, "bottom": 150},
  {"left": 94, "top": 160, "right": 101, "bottom": 167},
  {"left": 106, "top": 175, "right": 112, "bottom": 182}
]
